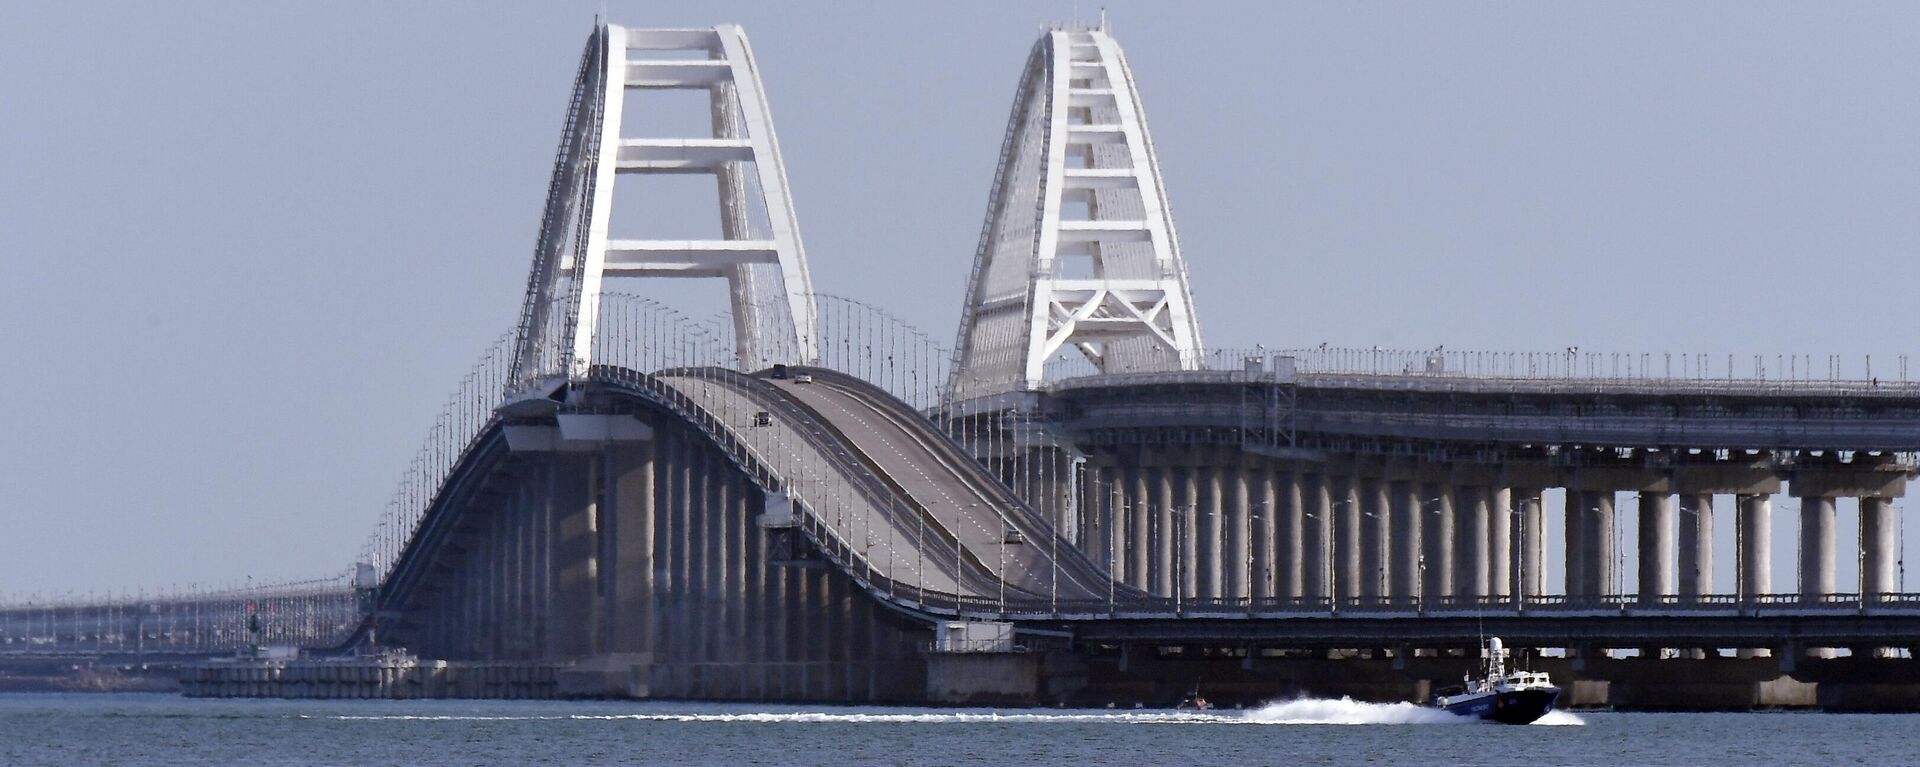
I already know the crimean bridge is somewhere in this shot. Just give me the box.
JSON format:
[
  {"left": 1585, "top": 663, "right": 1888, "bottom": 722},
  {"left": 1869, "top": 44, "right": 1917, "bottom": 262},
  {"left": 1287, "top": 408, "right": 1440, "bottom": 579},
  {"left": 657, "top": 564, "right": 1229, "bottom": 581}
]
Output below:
[{"left": 8, "top": 21, "right": 1920, "bottom": 709}]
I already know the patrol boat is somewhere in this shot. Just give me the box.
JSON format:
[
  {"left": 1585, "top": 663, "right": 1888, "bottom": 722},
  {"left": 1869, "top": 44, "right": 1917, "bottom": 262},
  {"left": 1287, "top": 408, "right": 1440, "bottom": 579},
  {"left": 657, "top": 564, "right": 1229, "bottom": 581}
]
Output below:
[{"left": 1430, "top": 637, "right": 1559, "bottom": 724}]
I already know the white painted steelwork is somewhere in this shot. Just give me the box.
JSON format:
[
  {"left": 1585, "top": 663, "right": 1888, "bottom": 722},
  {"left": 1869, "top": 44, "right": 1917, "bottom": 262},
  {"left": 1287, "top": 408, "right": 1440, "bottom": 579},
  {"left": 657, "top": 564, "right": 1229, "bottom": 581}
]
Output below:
[
  {"left": 949, "top": 24, "right": 1205, "bottom": 399},
  {"left": 509, "top": 24, "right": 818, "bottom": 388}
]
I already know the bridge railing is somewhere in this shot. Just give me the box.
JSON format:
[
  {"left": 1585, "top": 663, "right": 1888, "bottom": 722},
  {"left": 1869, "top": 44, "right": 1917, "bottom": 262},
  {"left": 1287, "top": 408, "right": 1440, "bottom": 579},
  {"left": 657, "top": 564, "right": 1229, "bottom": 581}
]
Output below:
[
  {"left": 1040, "top": 345, "right": 1920, "bottom": 395},
  {"left": 362, "top": 331, "right": 517, "bottom": 584}
]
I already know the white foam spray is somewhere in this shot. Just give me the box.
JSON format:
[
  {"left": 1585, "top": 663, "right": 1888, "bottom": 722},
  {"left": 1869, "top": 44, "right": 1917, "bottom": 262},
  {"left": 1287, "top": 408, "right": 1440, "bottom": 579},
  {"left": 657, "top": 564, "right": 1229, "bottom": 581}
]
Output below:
[
  {"left": 315, "top": 699, "right": 1583, "bottom": 726},
  {"left": 1238, "top": 697, "right": 1465, "bottom": 725}
]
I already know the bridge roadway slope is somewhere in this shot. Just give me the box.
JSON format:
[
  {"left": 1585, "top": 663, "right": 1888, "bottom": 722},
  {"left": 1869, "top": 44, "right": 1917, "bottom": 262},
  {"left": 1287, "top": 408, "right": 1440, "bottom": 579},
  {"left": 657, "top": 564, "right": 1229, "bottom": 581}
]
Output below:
[
  {"left": 648, "top": 367, "right": 1123, "bottom": 609},
  {"left": 770, "top": 367, "right": 1118, "bottom": 605}
]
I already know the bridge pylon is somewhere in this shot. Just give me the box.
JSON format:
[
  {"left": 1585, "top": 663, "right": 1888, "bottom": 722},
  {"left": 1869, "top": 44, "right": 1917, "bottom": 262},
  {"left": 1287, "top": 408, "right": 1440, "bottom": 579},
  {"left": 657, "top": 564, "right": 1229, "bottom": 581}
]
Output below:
[
  {"left": 508, "top": 24, "right": 818, "bottom": 388},
  {"left": 949, "top": 23, "right": 1206, "bottom": 399}
]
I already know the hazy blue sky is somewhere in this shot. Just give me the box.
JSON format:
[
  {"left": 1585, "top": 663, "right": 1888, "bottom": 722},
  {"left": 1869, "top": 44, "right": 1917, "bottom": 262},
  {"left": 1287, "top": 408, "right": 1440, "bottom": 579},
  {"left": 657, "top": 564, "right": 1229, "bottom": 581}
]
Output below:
[{"left": 3, "top": 2, "right": 1918, "bottom": 597}]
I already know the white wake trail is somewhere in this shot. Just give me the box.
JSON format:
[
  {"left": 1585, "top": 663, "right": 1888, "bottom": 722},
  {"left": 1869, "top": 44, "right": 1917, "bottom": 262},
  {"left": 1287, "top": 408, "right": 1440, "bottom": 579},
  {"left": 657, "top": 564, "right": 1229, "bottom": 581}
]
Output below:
[{"left": 1238, "top": 697, "right": 1465, "bottom": 725}]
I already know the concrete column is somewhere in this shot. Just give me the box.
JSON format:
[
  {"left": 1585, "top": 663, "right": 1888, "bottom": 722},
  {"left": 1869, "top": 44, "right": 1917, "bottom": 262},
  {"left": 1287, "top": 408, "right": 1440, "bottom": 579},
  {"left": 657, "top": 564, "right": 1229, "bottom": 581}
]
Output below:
[
  {"left": 1677, "top": 493, "right": 1713, "bottom": 599},
  {"left": 1359, "top": 478, "right": 1388, "bottom": 601},
  {"left": 1228, "top": 467, "right": 1251, "bottom": 601},
  {"left": 1420, "top": 481, "right": 1453, "bottom": 603},
  {"left": 1488, "top": 488, "right": 1512, "bottom": 600},
  {"left": 1334, "top": 475, "right": 1362, "bottom": 603},
  {"left": 1516, "top": 489, "right": 1545, "bottom": 597},
  {"left": 1252, "top": 467, "right": 1277, "bottom": 601},
  {"left": 1799, "top": 496, "right": 1837, "bottom": 603},
  {"left": 1737, "top": 493, "right": 1774, "bottom": 659},
  {"left": 1097, "top": 463, "right": 1120, "bottom": 583},
  {"left": 1154, "top": 468, "right": 1175, "bottom": 597},
  {"left": 1105, "top": 463, "right": 1121, "bottom": 584},
  {"left": 1389, "top": 480, "right": 1420, "bottom": 602},
  {"left": 1201, "top": 467, "right": 1224, "bottom": 599},
  {"left": 1456, "top": 486, "right": 1489, "bottom": 600},
  {"left": 1638, "top": 492, "right": 1675, "bottom": 605},
  {"left": 1862, "top": 497, "right": 1897, "bottom": 601},
  {"left": 1587, "top": 491, "right": 1616, "bottom": 598},
  {"left": 1302, "top": 474, "right": 1330, "bottom": 600},
  {"left": 1278, "top": 471, "right": 1304, "bottom": 600},
  {"left": 1180, "top": 468, "right": 1201, "bottom": 601},
  {"left": 611, "top": 441, "right": 655, "bottom": 655},
  {"left": 1129, "top": 465, "right": 1150, "bottom": 591},
  {"left": 1564, "top": 490, "right": 1587, "bottom": 597},
  {"left": 1737, "top": 494, "right": 1772, "bottom": 599},
  {"left": 553, "top": 455, "right": 599, "bottom": 658}
]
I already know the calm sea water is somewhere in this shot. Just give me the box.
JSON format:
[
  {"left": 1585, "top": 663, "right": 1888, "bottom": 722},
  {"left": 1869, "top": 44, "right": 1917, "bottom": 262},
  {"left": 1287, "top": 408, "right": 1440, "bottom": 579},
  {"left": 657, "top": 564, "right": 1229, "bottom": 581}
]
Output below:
[{"left": 0, "top": 692, "right": 1909, "bottom": 766}]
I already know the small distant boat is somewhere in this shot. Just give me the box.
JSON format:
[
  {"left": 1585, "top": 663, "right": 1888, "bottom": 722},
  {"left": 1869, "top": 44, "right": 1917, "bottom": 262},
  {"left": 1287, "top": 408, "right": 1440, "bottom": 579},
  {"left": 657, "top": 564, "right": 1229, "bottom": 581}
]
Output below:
[
  {"left": 1430, "top": 637, "right": 1560, "bottom": 725},
  {"left": 1175, "top": 688, "right": 1212, "bottom": 710}
]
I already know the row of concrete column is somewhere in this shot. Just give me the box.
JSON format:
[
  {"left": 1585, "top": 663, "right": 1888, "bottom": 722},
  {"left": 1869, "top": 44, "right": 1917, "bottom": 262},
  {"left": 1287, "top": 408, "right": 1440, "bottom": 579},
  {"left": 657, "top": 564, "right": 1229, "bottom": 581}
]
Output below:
[
  {"left": 1072, "top": 457, "right": 1554, "bottom": 603},
  {"left": 403, "top": 415, "right": 929, "bottom": 700},
  {"left": 1068, "top": 453, "right": 1905, "bottom": 603}
]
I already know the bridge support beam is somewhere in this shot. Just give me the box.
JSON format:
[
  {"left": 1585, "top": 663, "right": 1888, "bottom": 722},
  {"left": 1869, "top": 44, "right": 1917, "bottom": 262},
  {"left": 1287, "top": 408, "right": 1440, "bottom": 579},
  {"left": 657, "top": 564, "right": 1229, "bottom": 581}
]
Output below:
[{"left": 1638, "top": 493, "right": 1674, "bottom": 606}]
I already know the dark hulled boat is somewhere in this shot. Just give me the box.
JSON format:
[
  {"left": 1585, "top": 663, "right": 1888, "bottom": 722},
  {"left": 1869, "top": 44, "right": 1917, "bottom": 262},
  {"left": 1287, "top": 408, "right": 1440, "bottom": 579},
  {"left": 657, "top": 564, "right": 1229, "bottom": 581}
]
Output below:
[{"left": 1431, "top": 637, "right": 1560, "bottom": 725}]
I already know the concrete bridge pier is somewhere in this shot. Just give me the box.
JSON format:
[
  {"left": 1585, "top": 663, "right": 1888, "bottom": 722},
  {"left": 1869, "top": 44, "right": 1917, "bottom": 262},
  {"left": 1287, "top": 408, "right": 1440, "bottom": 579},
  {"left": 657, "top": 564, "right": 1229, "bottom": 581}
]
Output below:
[
  {"left": 1419, "top": 481, "right": 1452, "bottom": 603},
  {"left": 1199, "top": 466, "right": 1223, "bottom": 600},
  {"left": 1154, "top": 467, "right": 1175, "bottom": 597},
  {"left": 1862, "top": 497, "right": 1897, "bottom": 601},
  {"left": 1251, "top": 468, "right": 1277, "bottom": 601},
  {"left": 1334, "top": 475, "right": 1362, "bottom": 603},
  {"left": 1359, "top": 477, "right": 1389, "bottom": 601},
  {"left": 1514, "top": 489, "right": 1544, "bottom": 598},
  {"left": 1302, "top": 473, "right": 1330, "bottom": 600},
  {"left": 1488, "top": 487, "right": 1512, "bottom": 600},
  {"left": 1677, "top": 493, "right": 1714, "bottom": 599},
  {"left": 1564, "top": 490, "right": 1588, "bottom": 597},
  {"left": 1797, "top": 495, "right": 1838, "bottom": 605},
  {"left": 1389, "top": 480, "right": 1419, "bottom": 603},
  {"left": 1094, "top": 461, "right": 1121, "bottom": 584},
  {"left": 1277, "top": 470, "right": 1304, "bottom": 600},
  {"left": 1228, "top": 466, "right": 1252, "bottom": 601},
  {"left": 1129, "top": 465, "right": 1152, "bottom": 592},
  {"left": 1737, "top": 493, "right": 1773, "bottom": 658},
  {"left": 1180, "top": 468, "right": 1201, "bottom": 601},
  {"left": 1455, "top": 485, "right": 1489, "bottom": 601},
  {"left": 1638, "top": 492, "right": 1675, "bottom": 606},
  {"left": 1586, "top": 491, "right": 1616, "bottom": 598}
]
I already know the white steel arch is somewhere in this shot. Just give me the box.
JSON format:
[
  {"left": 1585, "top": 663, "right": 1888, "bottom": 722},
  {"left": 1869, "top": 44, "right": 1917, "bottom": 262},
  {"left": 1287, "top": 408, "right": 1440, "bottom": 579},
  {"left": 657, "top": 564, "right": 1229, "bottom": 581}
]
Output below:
[
  {"left": 949, "top": 24, "right": 1206, "bottom": 398},
  {"left": 509, "top": 23, "right": 818, "bottom": 387}
]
